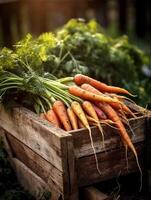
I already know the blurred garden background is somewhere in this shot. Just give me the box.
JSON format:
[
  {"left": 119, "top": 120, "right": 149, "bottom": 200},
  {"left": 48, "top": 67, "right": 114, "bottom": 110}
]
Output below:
[
  {"left": 0, "top": 0, "right": 151, "bottom": 46},
  {"left": 0, "top": 0, "right": 151, "bottom": 199},
  {"left": 1, "top": 0, "right": 151, "bottom": 106}
]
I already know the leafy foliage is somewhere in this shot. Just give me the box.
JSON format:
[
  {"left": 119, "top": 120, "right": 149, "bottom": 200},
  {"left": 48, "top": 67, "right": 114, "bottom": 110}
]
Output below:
[{"left": 0, "top": 19, "right": 149, "bottom": 106}]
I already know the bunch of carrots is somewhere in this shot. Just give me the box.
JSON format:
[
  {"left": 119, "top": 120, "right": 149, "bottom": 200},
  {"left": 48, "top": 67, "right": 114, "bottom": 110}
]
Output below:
[
  {"left": 0, "top": 71, "right": 143, "bottom": 189},
  {"left": 38, "top": 74, "right": 143, "bottom": 188}
]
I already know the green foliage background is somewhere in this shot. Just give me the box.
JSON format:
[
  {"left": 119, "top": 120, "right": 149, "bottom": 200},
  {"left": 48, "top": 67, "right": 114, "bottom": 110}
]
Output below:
[{"left": 1, "top": 19, "right": 150, "bottom": 107}]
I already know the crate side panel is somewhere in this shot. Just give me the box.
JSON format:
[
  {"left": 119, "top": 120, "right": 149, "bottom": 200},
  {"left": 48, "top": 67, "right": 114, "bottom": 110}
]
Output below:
[
  {"left": 77, "top": 142, "right": 144, "bottom": 187},
  {"left": 70, "top": 117, "right": 146, "bottom": 158},
  {"left": 11, "top": 158, "right": 61, "bottom": 200},
  {"left": 0, "top": 106, "right": 69, "bottom": 171},
  {"left": 6, "top": 133, "right": 64, "bottom": 193}
]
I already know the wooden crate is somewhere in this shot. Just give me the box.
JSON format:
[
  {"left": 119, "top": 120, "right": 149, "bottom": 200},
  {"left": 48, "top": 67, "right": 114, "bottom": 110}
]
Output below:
[{"left": 0, "top": 105, "right": 147, "bottom": 200}]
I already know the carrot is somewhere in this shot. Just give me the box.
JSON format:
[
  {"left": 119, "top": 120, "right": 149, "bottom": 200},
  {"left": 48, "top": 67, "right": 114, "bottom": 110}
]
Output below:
[
  {"left": 86, "top": 114, "right": 98, "bottom": 123},
  {"left": 91, "top": 103, "right": 107, "bottom": 120},
  {"left": 81, "top": 83, "right": 134, "bottom": 116},
  {"left": 98, "top": 103, "right": 136, "bottom": 154},
  {"left": 98, "top": 102, "right": 142, "bottom": 191},
  {"left": 69, "top": 85, "right": 119, "bottom": 104},
  {"left": 71, "top": 101, "right": 102, "bottom": 175},
  {"left": 53, "top": 100, "right": 72, "bottom": 131},
  {"left": 82, "top": 101, "right": 105, "bottom": 148},
  {"left": 40, "top": 113, "right": 46, "bottom": 120},
  {"left": 81, "top": 83, "right": 102, "bottom": 95},
  {"left": 74, "top": 74, "right": 132, "bottom": 95},
  {"left": 67, "top": 107, "right": 78, "bottom": 130},
  {"left": 82, "top": 101, "right": 99, "bottom": 122},
  {"left": 108, "top": 94, "right": 136, "bottom": 118},
  {"left": 85, "top": 84, "right": 136, "bottom": 156},
  {"left": 71, "top": 101, "right": 89, "bottom": 129},
  {"left": 109, "top": 102, "right": 135, "bottom": 117},
  {"left": 45, "top": 109, "right": 61, "bottom": 128},
  {"left": 81, "top": 83, "right": 142, "bottom": 189}
]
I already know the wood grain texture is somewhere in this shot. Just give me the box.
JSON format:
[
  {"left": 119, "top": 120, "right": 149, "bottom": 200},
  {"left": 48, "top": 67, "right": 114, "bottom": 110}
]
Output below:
[
  {"left": 6, "top": 133, "right": 64, "bottom": 193},
  {"left": 11, "top": 158, "right": 51, "bottom": 200},
  {"left": 0, "top": 106, "right": 75, "bottom": 199},
  {"left": 66, "top": 136, "right": 79, "bottom": 200},
  {"left": 77, "top": 143, "right": 144, "bottom": 187},
  {"left": 0, "top": 106, "right": 70, "bottom": 171},
  {"left": 70, "top": 116, "right": 146, "bottom": 158},
  {"left": 0, "top": 106, "right": 147, "bottom": 200},
  {"left": 11, "top": 158, "right": 62, "bottom": 200},
  {"left": 5, "top": 130, "right": 79, "bottom": 199}
]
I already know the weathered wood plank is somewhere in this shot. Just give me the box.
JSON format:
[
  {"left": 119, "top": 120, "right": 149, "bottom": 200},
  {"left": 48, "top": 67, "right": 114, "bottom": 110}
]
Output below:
[
  {"left": 77, "top": 143, "right": 144, "bottom": 187},
  {"left": 1, "top": 127, "right": 62, "bottom": 199},
  {"left": 6, "top": 133, "right": 64, "bottom": 193},
  {"left": 66, "top": 136, "right": 79, "bottom": 200},
  {"left": 70, "top": 116, "right": 146, "bottom": 158},
  {"left": 10, "top": 158, "right": 52, "bottom": 200},
  {"left": 58, "top": 134, "right": 72, "bottom": 199},
  {"left": 0, "top": 106, "right": 70, "bottom": 172},
  {"left": 84, "top": 187, "right": 109, "bottom": 200},
  {"left": 1, "top": 128, "right": 75, "bottom": 199},
  {"left": 0, "top": 105, "right": 147, "bottom": 200},
  {"left": 11, "top": 158, "right": 62, "bottom": 200},
  {"left": 0, "top": 106, "right": 74, "bottom": 198}
]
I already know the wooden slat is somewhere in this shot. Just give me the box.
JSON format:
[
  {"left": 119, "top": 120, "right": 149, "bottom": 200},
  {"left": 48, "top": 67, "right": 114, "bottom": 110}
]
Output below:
[
  {"left": 84, "top": 187, "right": 109, "bottom": 200},
  {"left": 77, "top": 143, "right": 144, "bottom": 187},
  {"left": 70, "top": 116, "right": 146, "bottom": 158},
  {"left": 10, "top": 158, "right": 61, "bottom": 200},
  {"left": 0, "top": 106, "right": 70, "bottom": 172},
  {"left": 0, "top": 105, "right": 147, "bottom": 199},
  {"left": 6, "top": 133, "right": 64, "bottom": 193},
  {"left": 0, "top": 106, "right": 74, "bottom": 199},
  {"left": 66, "top": 136, "right": 79, "bottom": 200}
]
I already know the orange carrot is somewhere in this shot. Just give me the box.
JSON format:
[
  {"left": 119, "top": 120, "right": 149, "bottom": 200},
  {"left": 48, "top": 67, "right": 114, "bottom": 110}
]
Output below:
[
  {"left": 96, "top": 102, "right": 136, "bottom": 154},
  {"left": 67, "top": 107, "right": 78, "bottom": 130},
  {"left": 109, "top": 102, "right": 135, "bottom": 116},
  {"left": 81, "top": 83, "right": 141, "bottom": 176},
  {"left": 69, "top": 85, "right": 119, "bottom": 104},
  {"left": 81, "top": 83, "right": 136, "bottom": 154},
  {"left": 71, "top": 101, "right": 102, "bottom": 175},
  {"left": 74, "top": 74, "right": 132, "bottom": 95},
  {"left": 108, "top": 94, "right": 136, "bottom": 117},
  {"left": 98, "top": 102, "right": 142, "bottom": 190},
  {"left": 81, "top": 83, "right": 134, "bottom": 116},
  {"left": 53, "top": 100, "right": 72, "bottom": 131},
  {"left": 45, "top": 109, "right": 61, "bottom": 128},
  {"left": 82, "top": 82, "right": 142, "bottom": 189}
]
